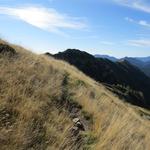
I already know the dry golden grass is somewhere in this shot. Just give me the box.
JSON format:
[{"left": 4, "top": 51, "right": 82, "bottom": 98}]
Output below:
[{"left": 0, "top": 39, "right": 150, "bottom": 150}]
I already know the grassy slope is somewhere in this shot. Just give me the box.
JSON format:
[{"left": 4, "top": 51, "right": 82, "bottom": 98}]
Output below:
[{"left": 0, "top": 40, "right": 150, "bottom": 150}]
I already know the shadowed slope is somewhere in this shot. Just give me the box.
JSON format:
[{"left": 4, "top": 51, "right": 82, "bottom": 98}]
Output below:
[{"left": 53, "top": 49, "right": 150, "bottom": 108}]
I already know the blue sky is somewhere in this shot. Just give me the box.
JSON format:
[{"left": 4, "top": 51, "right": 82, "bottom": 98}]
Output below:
[{"left": 0, "top": 0, "right": 150, "bottom": 57}]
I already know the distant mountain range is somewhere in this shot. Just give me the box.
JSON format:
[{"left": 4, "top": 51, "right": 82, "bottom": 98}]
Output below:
[
  {"left": 95, "top": 55, "right": 150, "bottom": 77},
  {"left": 136, "top": 56, "right": 150, "bottom": 62},
  {"left": 95, "top": 55, "right": 150, "bottom": 62},
  {"left": 94, "top": 54, "right": 118, "bottom": 62},
  {"left": 46, "top": 49, "right": 150, "bottom": 109}
]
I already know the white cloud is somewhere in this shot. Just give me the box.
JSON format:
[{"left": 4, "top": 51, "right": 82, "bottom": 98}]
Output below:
[
  {"left": 0, "top": 6, "right": 87, "bottom": 36},
  {"left": 114, "top": 0, "right": 150, "bottom": 13},
  {"left": 125, "top": 17, "right": 150, "bottom": 28},
  {"left": 128, "top": 39, "right": 150, "bottom": 47},
  {"left": 139, "top": 20, "right": 150, "bottom": 27}
]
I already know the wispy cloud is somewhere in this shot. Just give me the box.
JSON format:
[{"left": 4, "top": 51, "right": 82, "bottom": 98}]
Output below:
[
  {"left": 0, "top": 6, "right": 87, "bottom": 36},
  {"left": 114, "top": 0, "right": 150, "bottom": 13},
  {"left": 100, "top": 41, "right": 115, "bottom": 45},
  {"left": 138, "top": 20, "right": 150, "bottom": 27},
  {"left": 125, "top": 17, "right": 134, "bottom": 22},
  {"left": 125, "top": 17, "right": 150, "bottom": 28},
  {"left": 128, "top": 39, "right": 150, "bottom": 47},
  {"left": 72, "top": 35, "right": 98, "bottom": 39}
]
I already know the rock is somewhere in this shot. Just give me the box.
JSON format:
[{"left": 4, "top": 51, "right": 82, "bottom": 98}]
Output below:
[
  {"left": 73, "top": 118, "right": 80, "bottom": 123},
  {"left": 5, "top": 114, "right": 10, "bottom": 117},
  {"left": 76, "top": 122, "right": 85, "bottom": 131},
  {"left": 71, "top": 126, "right": 80, "bottom": 136},
  {"left": 71, "top": 117, "right": 85, "bottom": 136},
  {"left": 0, "top": 44, "right": 16, "bottom": 56}
]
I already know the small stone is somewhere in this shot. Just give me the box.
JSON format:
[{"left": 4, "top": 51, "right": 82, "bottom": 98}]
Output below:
[
  {"left": 71, "top": 126, "right": 80, "bottom": 136},
  {"left": 73, "top": 118, "right": 80, "bottom": 123},
  {"left": 5, "top": 113, "right": 10, "bottom": 117},
  {"left": 45, "top": 141, "right": 49, "bottom": 144},
  {"left": 72, "top": 126, "right": 78, "bottom": 131}
]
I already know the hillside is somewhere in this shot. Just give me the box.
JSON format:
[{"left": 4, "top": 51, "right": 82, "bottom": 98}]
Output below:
[
  {"left": 94, "top": 55, "right": 150, "bottom": 77},
  {"left": 53, "top": 49, "right": 150, "bottom": 109},
  {"left": 142, "top": 62, "right": 150, "bottom": 77},
  {"left": 136, "top": 56, "right": 150, "bottom": 62},
  {"left": 0, "top": 41, "right": 150, "bottom": 150},
  {"left": 120, "top": 57, "right": 150, "bottom": 77}
]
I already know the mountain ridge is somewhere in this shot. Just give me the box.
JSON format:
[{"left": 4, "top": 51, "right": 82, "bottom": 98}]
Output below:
[
  {"left": 94, "top": 54, "right": 150, "bottom": 62},
  {"left": 95, "top": 54, "right": 150, "bottom": 77},
  {"left": 94, "top": 54, "right": 118, "bottom": 62},
  {"left": 52, "top": 49, "right": 150, "bottom": 109}
]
